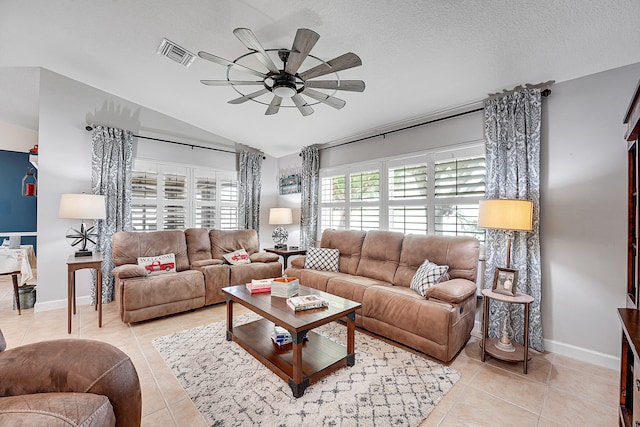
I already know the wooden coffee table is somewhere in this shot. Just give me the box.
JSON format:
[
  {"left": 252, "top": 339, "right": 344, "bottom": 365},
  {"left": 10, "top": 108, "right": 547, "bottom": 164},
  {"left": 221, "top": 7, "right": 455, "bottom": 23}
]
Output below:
[{"left": 222, "top": 284, "right": 361, "bottom": 398}]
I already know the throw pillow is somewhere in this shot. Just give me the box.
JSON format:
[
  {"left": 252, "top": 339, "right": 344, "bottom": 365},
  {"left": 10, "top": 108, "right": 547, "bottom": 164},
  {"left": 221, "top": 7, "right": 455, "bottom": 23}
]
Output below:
[
  {"left": 223, "top": 248, "right": 251, "bottom": 265},
  {"left": 410, "top": 259, "right": 449, "bottom": 298},
  {"left": 304, "top": 247, "right": 339, "bottom": 272},
  {"left": 138, "top": 253, "right": 176, "bottom": 276}
]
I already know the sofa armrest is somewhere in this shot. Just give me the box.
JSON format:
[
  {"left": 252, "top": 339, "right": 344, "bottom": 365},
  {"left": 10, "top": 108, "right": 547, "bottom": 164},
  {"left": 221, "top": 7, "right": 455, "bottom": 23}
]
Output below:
[
  {"left": 290, "top": 256, "right": 306, "bottom": 268},
  {"left": 191, "top": 259, "right": 224, "bottom": 268},
  {"left": 112, "top": 264, "right": 146, "bottom": 279},
  {"left": 0, "top": 339, "right": 141, "bottom": 427},
  {"left": 250, "top": 252, "right": 279, "bottom": 263},
  {"left": 425, "top": 279, "right": 477, "bottom": 304}
]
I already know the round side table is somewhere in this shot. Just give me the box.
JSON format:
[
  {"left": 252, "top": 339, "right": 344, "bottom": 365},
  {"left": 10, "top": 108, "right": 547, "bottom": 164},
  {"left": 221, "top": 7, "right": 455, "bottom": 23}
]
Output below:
[{"left": 481, "top": 288, "right": 534, "bottom": 374}]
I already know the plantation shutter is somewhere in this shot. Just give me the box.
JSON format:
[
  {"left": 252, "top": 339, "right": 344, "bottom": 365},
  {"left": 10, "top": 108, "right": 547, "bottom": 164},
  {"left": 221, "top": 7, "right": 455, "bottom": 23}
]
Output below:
[
  {"left": 388, "top": 162, "right": 428, "bottom": 234},
  {"left": 434, "top": 156, "right": 486, "bottom": 240},
  {"left": 131, "top": 169, "right": 158, "bottom": 231}
]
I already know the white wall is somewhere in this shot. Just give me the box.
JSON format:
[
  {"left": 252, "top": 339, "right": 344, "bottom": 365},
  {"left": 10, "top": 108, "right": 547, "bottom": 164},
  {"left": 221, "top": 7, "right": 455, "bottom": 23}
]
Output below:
[
  {"left": 35, "top": 68, "right": 247, "bottom": 310},
  {"left": 541, "top": 62, "right": 640, "bottom": 368},
  {"left": 0, "top": 120, "right": 38, "bottom": 152}
]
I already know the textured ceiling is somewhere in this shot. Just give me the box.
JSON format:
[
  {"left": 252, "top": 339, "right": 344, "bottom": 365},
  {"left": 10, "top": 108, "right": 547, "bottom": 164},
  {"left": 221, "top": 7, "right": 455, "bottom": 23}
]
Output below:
[{"left": 1, "top": 0, "right": 640, "bottom": 157}]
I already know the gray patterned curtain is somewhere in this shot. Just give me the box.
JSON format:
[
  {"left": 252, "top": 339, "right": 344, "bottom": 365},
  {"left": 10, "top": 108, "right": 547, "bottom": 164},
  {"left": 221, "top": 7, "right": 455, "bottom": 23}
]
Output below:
[
  {"left": 483, "top": 89, "right": 543, "bottom": 351},
  {"left": 91, "top": 125, "right": 133, "bottom": 304},
  {"left": 238, "top": 151, "right": 263, "bottom": 231},
  {"left": 300, "top": 146, "right": 320, "bottom": 249}
]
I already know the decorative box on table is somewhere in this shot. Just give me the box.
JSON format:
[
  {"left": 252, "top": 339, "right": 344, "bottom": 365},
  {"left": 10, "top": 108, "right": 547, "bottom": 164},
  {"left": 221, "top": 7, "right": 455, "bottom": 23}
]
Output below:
[{"left": 271, "top": 276, "right": 299, "bottom": 298}]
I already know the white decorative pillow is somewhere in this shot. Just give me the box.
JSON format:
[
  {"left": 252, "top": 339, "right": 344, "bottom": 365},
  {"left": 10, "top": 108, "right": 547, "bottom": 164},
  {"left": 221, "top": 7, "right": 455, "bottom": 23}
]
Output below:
[
  {"left": 410, "top": 259, "right": 449, "bottom": 297},
  {"left": 304, "top": 247, "right": 339, "bottom": 272},
  {"left": 223, "top": 249, "right": 251, "bottom": 265},
  {"left": 138, "top": 253, "right": 176, "bottom": 276}
]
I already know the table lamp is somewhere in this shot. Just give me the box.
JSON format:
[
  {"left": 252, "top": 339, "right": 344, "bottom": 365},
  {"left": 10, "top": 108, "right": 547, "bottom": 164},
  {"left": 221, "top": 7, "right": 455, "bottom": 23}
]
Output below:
[
  {"left": 478, "top": 199, "right": 533, "bottom": 269},
  {"left": 269, "top": 208, "right": 293, "bottom": 250},
  {"left": 59, "top": 194, "right": 106, "bottom": 257}
]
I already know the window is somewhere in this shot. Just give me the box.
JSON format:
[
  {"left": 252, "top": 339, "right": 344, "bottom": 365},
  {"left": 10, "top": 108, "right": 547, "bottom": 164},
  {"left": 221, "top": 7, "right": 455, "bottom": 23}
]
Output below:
[
  {"left": 131, "top": 160, "right": 238, "bottom": 231},
  {"left": 319, "top": 145, "right": 486, "bottom": 241}
]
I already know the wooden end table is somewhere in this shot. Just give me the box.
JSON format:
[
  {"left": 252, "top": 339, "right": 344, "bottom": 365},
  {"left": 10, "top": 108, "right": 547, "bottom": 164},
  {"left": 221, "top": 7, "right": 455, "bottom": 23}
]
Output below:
[
  {"left": 264, "top": 247, "right": 307, "bottom": 270},
  {"left": 481, "top": 288, "right": 534, "bottom": 374},
  {"left": 67, "top": 253, "right": 103, "bottom": 334},
  {"left": 222, "top": 284, "right": 361, "bottom": 398}
]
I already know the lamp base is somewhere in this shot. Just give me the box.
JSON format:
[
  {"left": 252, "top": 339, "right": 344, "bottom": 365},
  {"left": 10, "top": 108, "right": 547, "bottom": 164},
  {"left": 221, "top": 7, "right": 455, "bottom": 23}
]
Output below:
[{"left": 74, "top": 249, "right": 93, "bottom": 257}]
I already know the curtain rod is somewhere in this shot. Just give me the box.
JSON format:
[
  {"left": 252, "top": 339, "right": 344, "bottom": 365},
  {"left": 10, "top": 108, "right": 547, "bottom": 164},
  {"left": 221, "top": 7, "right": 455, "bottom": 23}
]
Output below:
[
  {"left": 315, "top": 87, "right": 552, "bottom": 154},
  {"left": 84, "top": 125, "right": 265, "bottom": 159},
  {"left": 317, "top": 107, "right": 484, "bottom": 152}
]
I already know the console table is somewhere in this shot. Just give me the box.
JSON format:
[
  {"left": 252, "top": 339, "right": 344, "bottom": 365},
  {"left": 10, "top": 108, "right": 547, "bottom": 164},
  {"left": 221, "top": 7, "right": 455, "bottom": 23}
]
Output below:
[{"left": 67, "top": 253, "right": 103, "bottom": 334}]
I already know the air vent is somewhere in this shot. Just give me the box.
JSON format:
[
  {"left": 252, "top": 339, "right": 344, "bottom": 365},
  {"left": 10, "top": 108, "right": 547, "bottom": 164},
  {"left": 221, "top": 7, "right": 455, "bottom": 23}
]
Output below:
[{"left": 157, "top": 38, "right": 195, "bottom": 67}]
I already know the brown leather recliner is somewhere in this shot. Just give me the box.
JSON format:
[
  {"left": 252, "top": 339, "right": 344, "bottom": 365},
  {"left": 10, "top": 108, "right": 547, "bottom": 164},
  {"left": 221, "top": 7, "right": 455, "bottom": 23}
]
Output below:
[{"left": 0, "top": 330, "right": 142, "bottom": 426}]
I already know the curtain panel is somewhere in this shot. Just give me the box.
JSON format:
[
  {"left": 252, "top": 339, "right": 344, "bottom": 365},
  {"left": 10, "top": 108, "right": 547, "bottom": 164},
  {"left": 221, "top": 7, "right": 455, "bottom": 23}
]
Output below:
[
  {"left": 91, "top": 125, "right": 133, "bottom": 304},
  {"left": 300, "top": 146, "right": 320, "bottom": 249},
  {"left": 238, "top": 151, "right": 263, "bottom": 231},
  {"left": 483, "top": 89, "right": 543, "bottom": 351}
]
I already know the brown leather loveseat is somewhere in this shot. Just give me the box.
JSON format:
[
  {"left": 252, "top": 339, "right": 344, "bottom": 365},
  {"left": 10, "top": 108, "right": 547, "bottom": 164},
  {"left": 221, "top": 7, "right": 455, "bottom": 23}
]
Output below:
[
  {"left": 0, "top": 329, "right": 141, "bottom": 426},
  {"left": 285, "top": 229, "right": 480, "bottom": 362},
  {"left": 112, "top": 229, "right": 282, "bottom": 323}
]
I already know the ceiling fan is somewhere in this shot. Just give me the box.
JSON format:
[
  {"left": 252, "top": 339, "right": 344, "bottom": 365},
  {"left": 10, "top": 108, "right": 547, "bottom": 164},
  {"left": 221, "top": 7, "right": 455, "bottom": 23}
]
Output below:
[{"left": 198, "top": 28, "right": 365, "bottom": 116}]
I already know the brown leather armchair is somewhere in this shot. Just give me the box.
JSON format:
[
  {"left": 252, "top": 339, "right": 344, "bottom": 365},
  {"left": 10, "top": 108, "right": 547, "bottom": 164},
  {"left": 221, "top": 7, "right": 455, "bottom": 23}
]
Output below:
[{"left": 0, "top": 330, "right": 142, "bottom": 426}]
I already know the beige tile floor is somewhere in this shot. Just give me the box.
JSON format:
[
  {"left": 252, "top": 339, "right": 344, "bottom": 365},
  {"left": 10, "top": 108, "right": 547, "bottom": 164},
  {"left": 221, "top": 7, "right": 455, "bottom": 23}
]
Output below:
[{"left": 0, "top": 276, "right": 619, "bottom": 426}]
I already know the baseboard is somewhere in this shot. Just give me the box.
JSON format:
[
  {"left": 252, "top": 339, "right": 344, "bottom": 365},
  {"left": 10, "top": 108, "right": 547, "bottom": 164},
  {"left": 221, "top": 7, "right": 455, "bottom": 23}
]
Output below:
[
  {"left": 34, "top": 296, "right": 92, "bottom": 313},
  {"left": 543, "top": 338, "right": 619, "bottom": 371},
  {"left": 473, "top": 320, "right": 619, "bottom": 370}
]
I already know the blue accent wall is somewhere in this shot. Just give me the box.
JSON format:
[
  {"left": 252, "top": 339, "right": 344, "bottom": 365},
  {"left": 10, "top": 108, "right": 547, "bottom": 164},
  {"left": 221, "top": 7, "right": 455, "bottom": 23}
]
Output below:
[{"left": 0, "top": 150, "right": 37, "bottom": 251}]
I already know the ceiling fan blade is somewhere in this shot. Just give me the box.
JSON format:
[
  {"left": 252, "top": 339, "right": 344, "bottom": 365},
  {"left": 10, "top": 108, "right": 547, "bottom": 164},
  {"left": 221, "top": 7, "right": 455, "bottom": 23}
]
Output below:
[
  {"left": 292, "top": 94, "right": 314, "bottom": 116},
  {"left": 302, "top": 88, "right": 346, "bottom": 110},
  {"left": 306, "top": 79, "right": 366, "bottom": 92},
  {"left": 228, "top": 88, "right": 269, "bottom": 104},
  {"left": 200, "top": 80, "right": 264, "bottom": 86},
  {"left": 265, "top": 96, "right": 282, "bottom": 115},
  {"left": 233, "top": 28, "right": 280, "bottom": 74},
  {"left": 285, "top": 28, "right": 320, "bottom": 75},
  {"left": 198, "top": 51, "right": 267, "bottom": 78},
  {"left": 299, "top": 52, "right": 362, "bottom": 81}
]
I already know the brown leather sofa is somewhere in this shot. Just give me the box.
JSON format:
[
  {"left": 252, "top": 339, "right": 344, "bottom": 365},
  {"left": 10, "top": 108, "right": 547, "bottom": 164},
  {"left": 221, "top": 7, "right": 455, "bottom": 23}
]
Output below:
[
  {"left": 285, "top": 229, "right": 480, "bottom": 362},
  {"left": 112, "top": 229, "right": 282, "bottom": 323},
  {"left": 0, "top": 329, "right": 141, "bottom": 426}
]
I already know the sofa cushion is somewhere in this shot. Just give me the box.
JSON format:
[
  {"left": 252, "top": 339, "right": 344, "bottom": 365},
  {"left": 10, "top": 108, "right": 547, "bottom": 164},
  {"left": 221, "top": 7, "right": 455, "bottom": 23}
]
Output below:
[
  {"left": 394, "top": 234, "right": 480, "bottom": 286},
  {"left": 0, "top": 393, "right": 115, "bottom": 427},
  {"left": 120, "top": 270, "right": 205, "bottom": 311},
  {"left": 320, "top": 229, "right": 366, "bottom": 274},
  {"left": 112, "top": 230, "right": 190, "bottom": 272},
  {"left": 326, "top": 275, "right": 390, "bottom": 304},
  {"left": 112, "top": 264, "right": 147, "bottom": 279},
  {"left": 229, "top": 262, "right": 283, "bottom": 286},
  {"left": 138, "top": 253, "right": 176, "bottom": 275},
  {"left": 250, "top": 252, "right": 279, "bottom": 263},
  {"left": 355, "top": 230, "right": 404, "bottom": 283},
  {"left": 185, "top": 228, "right": 212, "bottom": 264},
  {"left": 210, "top": 229, "right": 259, "bottom": 259},
  {"left": 223, "top": 249, "right": 251, "bottom": 265},
  {"left": 410, "top": 260, "right": 449, "bottom": 297},
  {"left": 425, "top": 278, "right": 478, "bottom": 304},
  {"left": 304, "top": 247, "right": 339, "bottom": 272}
]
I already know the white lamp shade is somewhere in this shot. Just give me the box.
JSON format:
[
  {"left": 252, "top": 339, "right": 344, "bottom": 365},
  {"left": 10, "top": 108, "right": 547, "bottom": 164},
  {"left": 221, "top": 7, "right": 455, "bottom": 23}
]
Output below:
[
  {"left": 478, "top": 199, "right": 533, "bottom": 231},
  {"left": 59, "top": 194, "right": 106, "bottom": 220},
  {"left": 269, "top": 207, "right": 293, "bottom": 225}
]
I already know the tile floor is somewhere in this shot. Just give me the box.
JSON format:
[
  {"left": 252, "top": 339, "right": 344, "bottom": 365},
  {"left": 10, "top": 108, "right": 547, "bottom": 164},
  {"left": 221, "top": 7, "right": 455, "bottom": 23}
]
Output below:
[{"left": 0, "top": 276, "right": 619, "bottom": 426}]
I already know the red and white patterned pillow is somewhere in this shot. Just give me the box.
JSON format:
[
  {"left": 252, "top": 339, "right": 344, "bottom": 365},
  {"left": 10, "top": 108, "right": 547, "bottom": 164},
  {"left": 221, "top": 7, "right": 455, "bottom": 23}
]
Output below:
[
  {"left": 138, "top": 253, "right": 176, "bottom": 276},
  {"left": 223, "top": 249, "right": 251, "bottom": 265}
]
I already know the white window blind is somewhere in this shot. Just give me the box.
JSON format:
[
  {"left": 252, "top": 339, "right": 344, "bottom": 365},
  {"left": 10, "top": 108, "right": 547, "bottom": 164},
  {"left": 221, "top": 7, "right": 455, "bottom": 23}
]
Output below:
[
  {"left": 319, "top": 145, "right": 486, "bottom": 241},
  {"left": 131, "top": 160, "right": 238, "bottom": 231}
]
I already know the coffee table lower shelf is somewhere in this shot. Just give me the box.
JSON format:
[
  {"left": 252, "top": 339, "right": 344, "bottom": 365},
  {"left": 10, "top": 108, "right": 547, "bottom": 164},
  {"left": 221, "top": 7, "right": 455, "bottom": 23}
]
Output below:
[{"left": 230, "top": 318, "right": 352, "bottom": 397}]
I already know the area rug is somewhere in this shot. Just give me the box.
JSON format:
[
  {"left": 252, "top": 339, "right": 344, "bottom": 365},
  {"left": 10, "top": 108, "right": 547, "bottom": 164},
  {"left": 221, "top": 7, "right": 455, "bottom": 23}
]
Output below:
[{"left": 153, "top": 314, "right": 459, "bottom": 426}]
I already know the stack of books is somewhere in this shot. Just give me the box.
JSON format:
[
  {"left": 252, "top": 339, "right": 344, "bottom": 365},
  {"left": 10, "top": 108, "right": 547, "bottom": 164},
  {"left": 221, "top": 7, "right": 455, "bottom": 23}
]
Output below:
[
  {"left": 271, "top": 277, "right": 299, "bottom": 298},
  {"left": 271, "top": 325, "right": 292, "bottom": 347},
  {"left": 245, "top": 278, "right": 273, "bottom": 294},
  {"left": 286, "top": 294, "right": 329, "bottom": 312}
]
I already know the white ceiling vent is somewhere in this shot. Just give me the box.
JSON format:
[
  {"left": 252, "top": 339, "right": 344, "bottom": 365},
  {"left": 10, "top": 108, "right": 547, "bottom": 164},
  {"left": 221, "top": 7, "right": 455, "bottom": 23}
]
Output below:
[{"left": 157, "top": 38, "right": 195, "bottom": 67}]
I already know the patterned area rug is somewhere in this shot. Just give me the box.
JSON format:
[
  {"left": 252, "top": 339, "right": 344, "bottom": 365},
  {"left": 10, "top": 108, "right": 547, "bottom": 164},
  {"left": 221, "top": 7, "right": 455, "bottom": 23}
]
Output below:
[{"left": 153, "top": 314, "right": 459, "bottom": 426}]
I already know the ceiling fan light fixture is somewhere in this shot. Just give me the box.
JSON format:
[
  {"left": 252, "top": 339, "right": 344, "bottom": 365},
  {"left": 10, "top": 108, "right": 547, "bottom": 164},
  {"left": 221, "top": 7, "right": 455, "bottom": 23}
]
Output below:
[{"left": 272, "top": 84, "right": 297, "bottom": 98}]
